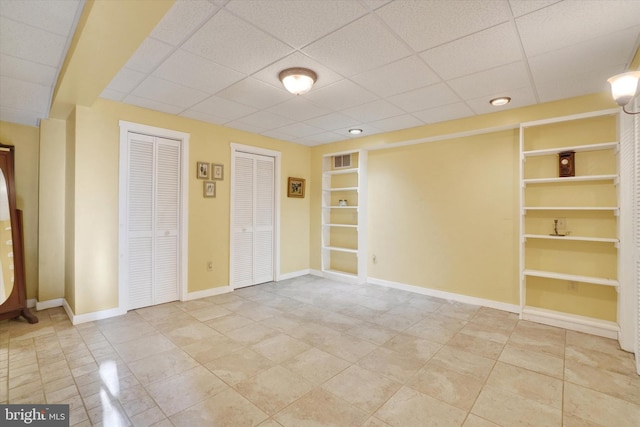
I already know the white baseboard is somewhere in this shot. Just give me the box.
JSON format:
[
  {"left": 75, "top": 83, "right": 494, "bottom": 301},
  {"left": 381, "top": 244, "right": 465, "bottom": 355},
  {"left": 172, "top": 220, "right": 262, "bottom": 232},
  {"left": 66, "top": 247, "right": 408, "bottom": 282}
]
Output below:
[
  {"left": 277, "top": 269, "right": 311, "bottom": 281},
  {"left": 36, "top": 298, "right": 64, "bottom": 311},
  {"left": 183, "top": 285, "right": 233, "bottom": 301},
  {"left": 521, "top": 306, "right": 619, "bottom": 339},
  {"left": 27, "top": 298, "right": 37, "bottom": 309},
  {"left": 310, "top": 269, "right": 323, "bottom": 277},
  {"left": 367, "top": 277, "right": 521, "bottom": 313},
  {"left": 63, "top": 299, "right": 126, "bottom": 326}
]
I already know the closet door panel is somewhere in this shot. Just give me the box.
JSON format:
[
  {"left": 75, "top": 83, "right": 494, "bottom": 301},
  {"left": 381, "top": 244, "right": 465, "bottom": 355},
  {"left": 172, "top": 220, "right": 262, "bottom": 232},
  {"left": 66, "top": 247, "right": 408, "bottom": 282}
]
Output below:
[
  {"left": 254, "top": 157, "right": 274, "bottom": 284},
  {"left": 232, "top": 155, "right": 255, "bottom": 288}
]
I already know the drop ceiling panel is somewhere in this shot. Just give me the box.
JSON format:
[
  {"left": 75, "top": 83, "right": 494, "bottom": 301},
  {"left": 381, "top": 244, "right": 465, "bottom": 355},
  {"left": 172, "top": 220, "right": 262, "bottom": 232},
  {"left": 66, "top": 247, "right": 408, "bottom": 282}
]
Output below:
[
  {"left": 413, "top": 102, "right": 475, "bottom": 125},
  {"left": 352, "top": 56, "right": 440, "bottom": 98},
  {"left": 368, "top": 114, "right": 425, "bottom": 132},
  {"left": 182, "top": 9, "right": 293, "bottom": 74},
  {"left": 294, "top": 131, "right": 344, "bottom": 146},
  {"left": 388, "top": 83, "right": 461, "bottom": 113},
  {"left": 304, "top": 79, "right": 377, "bottom": 111},
  {"left": 105, "top": 67, "right": 147, "bottom": 94},
  {"left": 216, "top": 78, "right": 291, "bottom": 110},
  {"left": 150, "top": 0, "right": 218, "bottom": 46},
  {"left": 304, "top": 112, "right": 364, "bottom": 132},
  {"left": 179, "top": 109, "right": 228, "bottom": 127},
  {"left": 274, "top": 122, "right": 325, "bottom": 138},
  {"left": 0, "top": 16, "right": 67, "bottom": 67},
  {"left": 535, "top": 64, "right": 623, "bottom": 103},
  {"left": 421, "top": 23, "right": 523, "bottom": 80},
  {"left": 0, "top": 0, "right": 81, "bottom": 36},
  {"left": 516, "top": 1, "right": 640, "bottom": 57},
  {"left": 448, "top": 61, "right": 531, "bottom": 100},
  {"left": 508, "top": 0, "right": 561, "bottom": 17},
  {"left": 267, "top": 97, "right": 331, "bottom": 122},
  {"left": 0, "top": 53, "right": 56, "bottom": 86},
  {"left": 376, "top": 0, "right": 511, "bottom": 52},
  {"left": 153, "top": 49, "right": 245, "bottom": 94},
  {"left": 189, "top": 96, "right": 256, "bottom": 121},
  {"left": 0, "top": 77, "right": 49, "bottom": 115},
  {"left": 131, "top": 76, "right": 210, "bottom": 109},
  {"left": 341, "top": 99, "right": 405, "bottom": 123},
  {"left": 123, "top": 94, "right": 184, "bottom": 116},
  {"left": 232, "top": 110, "right": 295, "bottom": 131},
  {"left": 123, "top": 37, "right": 174, "bottom": 74},
  {"left": 302, "top": 14, "right": 411, "bottom": 77},
  {"left": 225, "top": 0, "right": 367, "bottom": 49}
]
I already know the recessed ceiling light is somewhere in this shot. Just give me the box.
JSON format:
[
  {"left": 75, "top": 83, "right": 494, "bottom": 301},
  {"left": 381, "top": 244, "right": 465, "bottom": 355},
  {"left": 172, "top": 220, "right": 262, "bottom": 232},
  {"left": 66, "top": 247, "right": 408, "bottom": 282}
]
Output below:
[
  {"left": 489, "top": 97, "right": 511, "bottom": 106},
  {"left": 348, "top": 129, "right": 363, "bottom": 135}
]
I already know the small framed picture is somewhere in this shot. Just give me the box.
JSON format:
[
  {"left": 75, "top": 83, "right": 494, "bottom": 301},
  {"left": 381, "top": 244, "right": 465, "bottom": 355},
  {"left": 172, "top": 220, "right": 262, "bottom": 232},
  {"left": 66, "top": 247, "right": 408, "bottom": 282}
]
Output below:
[
  {"left": 287, "top": 177, "right": 305, "bottom": 198},
  {"left": 203, "top": 181, "right": 216, "bottom": 198},
  {"left": 212, "top": 163, "right": 224, "bottom": 180},
  {"left": 197, "top": 161, "right": 209, "bottom": 179}
]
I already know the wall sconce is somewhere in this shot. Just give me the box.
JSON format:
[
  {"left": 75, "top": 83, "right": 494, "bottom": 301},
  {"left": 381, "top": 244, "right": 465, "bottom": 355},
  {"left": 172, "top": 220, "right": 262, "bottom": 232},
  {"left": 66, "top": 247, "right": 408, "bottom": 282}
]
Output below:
[
  {"left": 279, "top": 68, "right": 317, "bottom": 95},
  {"left": 607, "top": 71, "right": 640, "bottom": 115}
]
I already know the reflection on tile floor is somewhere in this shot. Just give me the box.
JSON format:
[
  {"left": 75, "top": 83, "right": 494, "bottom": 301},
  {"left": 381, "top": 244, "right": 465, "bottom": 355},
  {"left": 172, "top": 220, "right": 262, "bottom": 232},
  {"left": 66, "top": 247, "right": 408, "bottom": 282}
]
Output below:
[{"left": 1, "top": 275, "right": 639, "bottom": 426}]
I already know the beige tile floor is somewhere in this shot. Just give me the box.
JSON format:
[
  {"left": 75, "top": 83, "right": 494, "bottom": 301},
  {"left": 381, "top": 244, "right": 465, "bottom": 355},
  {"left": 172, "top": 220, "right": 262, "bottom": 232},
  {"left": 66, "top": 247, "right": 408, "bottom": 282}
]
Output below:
[{"left": 1, "top": 275, "right": 639, "bottom": 426}]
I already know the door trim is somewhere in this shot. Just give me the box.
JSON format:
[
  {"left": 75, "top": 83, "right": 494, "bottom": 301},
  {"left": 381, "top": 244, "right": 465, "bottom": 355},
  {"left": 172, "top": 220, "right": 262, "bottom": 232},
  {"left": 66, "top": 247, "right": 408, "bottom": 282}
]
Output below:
[
  {"left": 118, "top": 121, "right": 190, "bottom": 312},
  {"left": 229, "top": 143, "right": 281, "bottom": 288}
]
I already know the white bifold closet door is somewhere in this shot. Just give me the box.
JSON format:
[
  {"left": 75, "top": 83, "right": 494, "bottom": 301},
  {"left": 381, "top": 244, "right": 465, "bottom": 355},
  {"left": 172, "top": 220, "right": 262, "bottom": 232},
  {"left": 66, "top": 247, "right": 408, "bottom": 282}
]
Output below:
[
  {"left": 126, "top": 132, "right": 181, "bottom": 310},
  {"left": 232, "top": 152, "right": 275, "bottom": 288}
]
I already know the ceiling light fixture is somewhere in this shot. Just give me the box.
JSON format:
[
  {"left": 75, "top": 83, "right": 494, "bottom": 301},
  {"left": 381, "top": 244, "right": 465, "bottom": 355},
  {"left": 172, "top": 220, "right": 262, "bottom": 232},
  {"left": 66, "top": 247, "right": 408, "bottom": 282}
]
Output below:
[
  {"left": 489, "top": 97, "right": 511, "bottom": 106},
  {"left": 348, "top": 129, "right": 363, "bottom": 135},
  {"left": 607, "top": 71, "right": 640, "bottom": 115},
  {"left": 279, "top": 67, "right": 317, "bottom": 95}
]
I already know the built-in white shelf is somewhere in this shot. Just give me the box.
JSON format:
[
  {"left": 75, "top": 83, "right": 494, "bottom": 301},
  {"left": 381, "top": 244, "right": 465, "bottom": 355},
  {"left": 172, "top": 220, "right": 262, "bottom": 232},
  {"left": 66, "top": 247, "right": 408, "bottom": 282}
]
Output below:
[
  {"left": 523, "top": 234, "right": 618, "bottom": 243},
  {"left": 322, "top": 205, "right": 358, "bottom": 209},
  {"left": 323, "top": 223, "right": 358, "bottom": 228},
  {"left": 323, "top": 167, "right": 359, "bottom": 175},
  {"left": 523, "top": 174, "right": 617, "bottom": 185},
  {"left": 322, "top": 245, "right": 358, "bottom": 254},
  {"left": 524, "top": 206, "right": 618, "bottom": 211},
  {"left": 323, "top": 186, "right": 359, "bottom": 192},
  {"left": 523, "top": 141, "right": 618, "bottom": 157},
  {"left": 523, "top": 269, "right": 618, "bottom": 287}
]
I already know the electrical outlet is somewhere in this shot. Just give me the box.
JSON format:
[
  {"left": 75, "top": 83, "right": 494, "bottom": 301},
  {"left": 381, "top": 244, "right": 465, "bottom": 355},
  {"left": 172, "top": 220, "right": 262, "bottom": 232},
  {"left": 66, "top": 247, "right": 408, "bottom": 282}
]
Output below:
[
  {"left": 207, "top": 261, "right": 213, "bottom": 271},
  {"left": 555, "top": 218, "right": 566, "bottom": 233}
]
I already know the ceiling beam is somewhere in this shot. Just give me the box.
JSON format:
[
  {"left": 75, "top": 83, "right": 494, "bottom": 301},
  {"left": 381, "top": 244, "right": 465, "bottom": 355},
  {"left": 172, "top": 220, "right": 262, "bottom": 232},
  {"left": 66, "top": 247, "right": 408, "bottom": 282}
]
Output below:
[{"left": 49, "top": 0, "right": 174, "bottom": 119}]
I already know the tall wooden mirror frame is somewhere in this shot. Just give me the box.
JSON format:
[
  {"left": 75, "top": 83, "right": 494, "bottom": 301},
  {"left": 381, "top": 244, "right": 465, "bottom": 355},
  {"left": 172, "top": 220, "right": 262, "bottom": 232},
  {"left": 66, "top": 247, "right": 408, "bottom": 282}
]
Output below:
[{"left": 0, "top": 143, "right": 37, "bottom": 323}]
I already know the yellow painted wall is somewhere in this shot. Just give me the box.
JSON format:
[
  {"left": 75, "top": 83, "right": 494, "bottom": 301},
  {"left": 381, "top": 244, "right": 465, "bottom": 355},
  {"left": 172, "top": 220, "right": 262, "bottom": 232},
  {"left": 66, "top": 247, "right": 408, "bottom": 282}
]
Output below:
[
  {"left": 65, "top": 111, "right": 76, "bottom": 312},
  {"left": 0, "top": 121, "right": 39, "bottom": 299},
  {"left": 56, "top": 98, "right": 309, "bottom": 315},
  {"left": 310, "top": 92, "right": 619, "bottom": 319},
  {"left": 39, "top": 119, "right": 66, "bottom": 302}
]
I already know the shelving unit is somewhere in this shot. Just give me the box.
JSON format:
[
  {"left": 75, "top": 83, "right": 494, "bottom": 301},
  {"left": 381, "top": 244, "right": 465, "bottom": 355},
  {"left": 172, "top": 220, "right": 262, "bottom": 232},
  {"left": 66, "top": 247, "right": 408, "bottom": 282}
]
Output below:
[
  {"left": 519, "top": 109, "right": 620, "bottom": 325},
  {"left": 321, "top": 150, "right": 367, "bottom": 284}
]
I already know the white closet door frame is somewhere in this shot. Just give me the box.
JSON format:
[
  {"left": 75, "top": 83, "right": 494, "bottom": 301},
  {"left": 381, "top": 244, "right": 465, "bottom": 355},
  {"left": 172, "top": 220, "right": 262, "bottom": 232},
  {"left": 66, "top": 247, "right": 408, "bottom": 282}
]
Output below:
[
  {"left": 230, "top": 143, "right": 281, "bottom": 287},
  {"left": 118, "top": 121, "right": 189, "bottom": 313}
]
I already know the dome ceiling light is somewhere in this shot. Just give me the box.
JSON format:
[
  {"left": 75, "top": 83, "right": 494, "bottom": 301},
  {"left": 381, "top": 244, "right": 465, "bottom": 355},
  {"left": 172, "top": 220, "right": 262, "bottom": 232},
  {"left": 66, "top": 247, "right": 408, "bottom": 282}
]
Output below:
[{"left": 279, "top": 67, "right": 317, "bottom": 95}]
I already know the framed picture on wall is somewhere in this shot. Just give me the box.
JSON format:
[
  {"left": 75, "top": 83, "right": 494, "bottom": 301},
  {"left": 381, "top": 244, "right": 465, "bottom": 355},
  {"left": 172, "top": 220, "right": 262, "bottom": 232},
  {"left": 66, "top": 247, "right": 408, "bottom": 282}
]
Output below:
[
  {"left": 197, "top": 161, "right": 210, "bottom": 179},
  {"left": 212, "top": 163, "right": 224, "bottom": 180},
  {"left": 203, "top": 181, "right": 216, "bottom": 198},
  {"left": 287, "top": 177, "right": 305, "bottom": 198}
]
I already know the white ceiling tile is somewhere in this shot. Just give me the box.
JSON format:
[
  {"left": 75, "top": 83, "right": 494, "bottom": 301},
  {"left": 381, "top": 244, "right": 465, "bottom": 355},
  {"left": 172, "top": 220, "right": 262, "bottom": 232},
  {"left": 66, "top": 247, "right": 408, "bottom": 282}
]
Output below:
[
  {"left": 216, "top": 78, "right": 291, "bottom": 109},
  {"left": 100, "top": 88, "right": 126, "bottom": 103},
  {"left": 302, "top": 14, "right": 411, "bottom": 77},
  {"left": 361, "top": 0, "right": 394, "bottom": 10},
  {"left": 150, "top": 0, "right": 218, "bottom": 46},
  {"left": 334, "top": 123, "right": 384, "bottom": 138},
  {"left": 131, "top": 77, "right": 210, "bottom": 108},
  {"left": 275, "top": 122, "right": 329, "bottom": 138},
  {"left": 536, "top": 64, "right": 625, "bottom": 103},
  {"left": 0, "top": 16, "right": 66, "bottom": 67},
  {"left": 224, "top": 118, "right": 270, "bottom": 134},
  {"left": 123, "top": 94, "right": 184, "bottom": 115},
  {"left": 508, "top": 0, "right": 561, "bottom": 17},
  {"left": 261, "top": 129, "right": 298, "bottom": 142},
  {"left": 367, "top": 114, "right": 425, "bottom": 132},
  {"left": 0, "top": 105, "right": 39, "bottom": 127},
  {"left": 179, "top": 109, "right": 228, "bottom": 126},
  {"left": 388, "top": 83, "right": 461, "bottom": 113},
  {"left": 529, "top": 26, "right": 640, "bottom": 85},
  {"left": 124, "top": 38, "right": 174, "bottom": 74},
  {"left": 413, "top": 102, "right": 475, "bottom": 124},
  {"left": 182, "top": 9, "right": 293, "bottom": 74},
  {"left": 190, "top": 96, "right": 256, "bottom": 120},
  {"left": 225, "top": 0, "right": 367, "bottom": 49},
  {"left": 153, "top": 49, "right": 245, "bottom": 94},
  {"left": 466, "top": 86, "right": 536, "bottom": 115},
  {"left": 105, "top": 67, "right": 147, "bottom": 94},
  {"left": 352, "top": 56, "right": 440, "bottom": 98},
  {"left": 448, "top": 61, "right": 531, "bottom": 100},
  {"left": 516, "top": 1, "right": 640, "bottom": 57},
  {"left": 267, "top": 97, "right": 331, "bottom": 122},
  {"left": 305, "top": 79, "right": 377, "bottom": 111},
  {"left": 421, "top": 23, "right": 523, "bottom": 80},
  {"left": 341, "top": 99, "right": 405, "bottom": 123},
  {"left": 376, "top": 0, "right": 511, "bottom": 52},
  {"left": 0, "top": 54, "right": 57, "bottom": 86},
  {"left": 293, "top": 131, "right": 344, "bottom": 145},
  {"left": 0, "top": 0, "right": 82, "bottom": 36},
  {"left": 232, "top": 111, "right": 294, "bottom": 130},
  {"left": 0, "top": 77, "right": 50, "bottom": 114},
  {"left": 252, "top": 51, "right": 343, "bottom": 90},
  {"left": 304, "top": 112, "right": 362, "bottom": 131}
]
